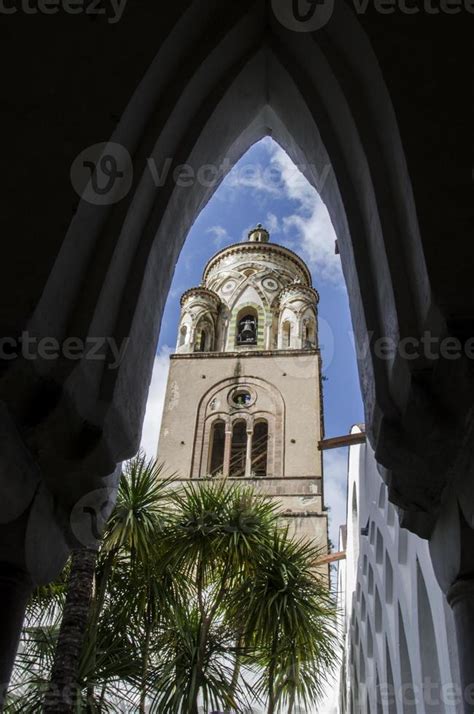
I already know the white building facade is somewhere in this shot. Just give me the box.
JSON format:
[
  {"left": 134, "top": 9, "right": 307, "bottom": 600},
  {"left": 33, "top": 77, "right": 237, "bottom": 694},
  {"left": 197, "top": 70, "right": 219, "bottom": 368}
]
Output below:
[{"left": 336, "top": 426, "right": 461, "bottom": 714}]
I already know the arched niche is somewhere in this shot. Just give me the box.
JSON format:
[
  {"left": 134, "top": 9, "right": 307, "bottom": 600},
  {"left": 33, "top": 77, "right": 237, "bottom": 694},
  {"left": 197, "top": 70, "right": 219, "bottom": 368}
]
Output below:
[
  {"left": 302, "top": 312, "right": 317, "bottom": 349},
  {"left": 280, "top": 319, "right": 292, "bottom": 349},
  {"left": 230, "top": 303, "right": 265, "bottom": 350},
  {"left": 194, "top": 319, "right": 214, "bottom": 353},
  {"left": 236, "top": 309, "right": 258, "bottom": 347},
  {"left": 178, "top": 325, "right": 188, "bottom": 348}
]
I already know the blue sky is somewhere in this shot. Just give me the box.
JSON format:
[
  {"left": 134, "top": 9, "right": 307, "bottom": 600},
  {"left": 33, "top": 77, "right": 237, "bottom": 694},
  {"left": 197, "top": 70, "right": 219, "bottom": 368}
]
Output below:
[{"left": 141, "top": 137, "right": 364, "bottom": 548}]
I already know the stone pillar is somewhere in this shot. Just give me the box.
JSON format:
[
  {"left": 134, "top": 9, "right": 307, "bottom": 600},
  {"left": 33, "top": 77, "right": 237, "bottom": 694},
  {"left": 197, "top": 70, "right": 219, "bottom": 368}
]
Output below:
[
  {"left": 0, "top": 564, "right": 33, "bottom": 706},
  {"left": 447, "top": 579, "right": 474, "bottom": 713},
  {"left": 223, "top": 427, "right": 232, "bottom": 478},
  {"left": 430, "top": 492, "right": 474, "bottom": 713},
  {"left": 245, "top": 428, "right": 253, "bottom": 477}
]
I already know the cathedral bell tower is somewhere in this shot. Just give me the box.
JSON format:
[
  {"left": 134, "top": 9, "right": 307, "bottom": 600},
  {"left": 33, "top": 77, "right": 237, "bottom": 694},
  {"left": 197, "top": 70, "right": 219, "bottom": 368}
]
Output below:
[{"left": 157, "top": 225, "right": 328, "bottom": 546}]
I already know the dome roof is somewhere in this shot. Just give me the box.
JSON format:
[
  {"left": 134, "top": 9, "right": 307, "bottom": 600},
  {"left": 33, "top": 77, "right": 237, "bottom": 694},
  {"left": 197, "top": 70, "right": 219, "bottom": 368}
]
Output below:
[{"left": 202, "top": 229, "right": 313, "bottom": 287}]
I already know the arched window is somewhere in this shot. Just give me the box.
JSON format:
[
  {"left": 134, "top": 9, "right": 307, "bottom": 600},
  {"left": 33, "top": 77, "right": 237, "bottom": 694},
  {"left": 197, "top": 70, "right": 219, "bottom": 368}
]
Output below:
[
  {"left": 230, "top": 420, "right": 247, "bottom": 477},
  {"left": 251, "top": 419, "right": 268, "bottom": 476},
  {"left": 282, "top": 321, "right": 291, "bottom": 348},
  {"left": 237, "top": 313, "right": 257, "bottom": 345},
  {"left": 179, "top": 325, "right": 187, "bottom": 347},
  {"left": 195, "top": 323, "right": 212, "bottom": 352},
  {"left": 303, "top": 319, "right": 316, "bottom": 348},
  {"left": 209, "top": 420, "right": 225, "bottom": 476}
]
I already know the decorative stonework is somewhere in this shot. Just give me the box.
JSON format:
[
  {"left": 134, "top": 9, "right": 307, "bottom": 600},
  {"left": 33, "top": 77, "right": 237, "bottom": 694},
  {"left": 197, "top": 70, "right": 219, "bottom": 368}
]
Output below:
[
  {"left": 203, "top": 242, "right": 312, "bottom": 287},
  {"left": 176, "top": 227, "right": 319, "bottom": 355}
]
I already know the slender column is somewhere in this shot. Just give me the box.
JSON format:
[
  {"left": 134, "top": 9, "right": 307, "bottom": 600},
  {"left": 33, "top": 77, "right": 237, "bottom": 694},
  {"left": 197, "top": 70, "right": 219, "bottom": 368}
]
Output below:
[
  {"left": 0, "top": 563, "right": 33, "bottom": 706},
  {"left": 245, "top": 428, "right": 253, "bottom": 478},
  {"left": 430, "top": 497, "right": 474, "bottom": 713},
  {"left": 223, "top": 427, "right": 232, "bottom": 477},
  {"left": 447, "top": 579, "right": 474, "bottom": 714}
]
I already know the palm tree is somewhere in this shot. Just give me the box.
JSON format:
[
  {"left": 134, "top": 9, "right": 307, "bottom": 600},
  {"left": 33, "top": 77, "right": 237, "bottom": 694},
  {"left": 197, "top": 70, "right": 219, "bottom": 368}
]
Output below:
[
  {"left": 9, "top": 471, "right": 339, "bottom": 713},
  {"left": 230, "top": 528, "right": 339, "bottom": 714},
  {"left": 41, "top": 454, "right": 172, "bottom": 712},
  {"left": 5, "top": 573, "right": 69, "bottom": 711},
  {"left": 150, "top": 480, "right": 279, "bottom": 713},
  {"left": 42, "top": 546, "right": 98, "bottom": 712}
]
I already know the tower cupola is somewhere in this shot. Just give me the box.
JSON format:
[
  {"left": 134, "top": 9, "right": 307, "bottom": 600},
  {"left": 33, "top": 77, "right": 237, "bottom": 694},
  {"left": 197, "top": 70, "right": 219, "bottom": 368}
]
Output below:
[{"left": 247, "top": 223, "right": 270, "bottom": 243}]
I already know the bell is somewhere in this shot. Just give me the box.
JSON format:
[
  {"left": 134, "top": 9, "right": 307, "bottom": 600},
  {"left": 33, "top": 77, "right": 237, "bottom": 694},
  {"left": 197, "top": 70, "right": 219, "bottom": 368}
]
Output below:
[{"left": 240, "top": 318, "right": 255, "bottom": 342}]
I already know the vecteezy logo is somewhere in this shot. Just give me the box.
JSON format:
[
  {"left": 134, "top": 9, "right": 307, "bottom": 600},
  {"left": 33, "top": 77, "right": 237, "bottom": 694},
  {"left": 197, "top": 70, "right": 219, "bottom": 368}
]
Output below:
[
  {"left": 271, "top": 0, "right": 334, "bottom": 31},
  {"left": 70, "top": 141, "right": 133, "bottom": 206},
  {"left": 70, "top": 488, "right": 116, "bottom": 548}
]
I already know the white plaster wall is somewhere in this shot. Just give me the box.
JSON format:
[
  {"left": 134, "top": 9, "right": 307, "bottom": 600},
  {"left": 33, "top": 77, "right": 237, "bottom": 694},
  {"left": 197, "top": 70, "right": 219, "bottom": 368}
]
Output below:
[{"left": 336, "top": 427, "right": 461, "bottom": 714}]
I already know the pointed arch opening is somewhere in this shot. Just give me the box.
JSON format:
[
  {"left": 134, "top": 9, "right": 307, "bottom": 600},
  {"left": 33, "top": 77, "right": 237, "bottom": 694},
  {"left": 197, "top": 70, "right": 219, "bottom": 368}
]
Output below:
[{"left": 195, "top": 321, "right": 213, "bottom": 353}]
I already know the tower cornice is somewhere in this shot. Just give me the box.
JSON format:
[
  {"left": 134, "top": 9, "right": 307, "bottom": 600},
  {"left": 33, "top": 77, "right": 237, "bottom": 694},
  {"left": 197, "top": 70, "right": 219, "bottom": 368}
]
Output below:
[{"left": 202, "top": 242, "right": 312, "bottom": 287}]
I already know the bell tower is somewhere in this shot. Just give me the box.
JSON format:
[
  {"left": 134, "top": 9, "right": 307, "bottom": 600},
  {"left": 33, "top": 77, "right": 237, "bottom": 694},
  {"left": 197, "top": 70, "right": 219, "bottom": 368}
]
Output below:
[{"left": 157, "top": 225, "right": 328, "bottom": 547}]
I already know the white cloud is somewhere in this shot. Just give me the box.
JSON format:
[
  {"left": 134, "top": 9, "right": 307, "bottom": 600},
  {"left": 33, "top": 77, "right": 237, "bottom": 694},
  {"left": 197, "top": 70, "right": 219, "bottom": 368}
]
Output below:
[
  {"left": 206, "top": 225, "right": 232, "bottom": 247},
  {"left": 265, "top": 212, "right": 280, "bottom": 234},
  {"left": 240, "top": 224, "right": 255, "bottom": 242},
  {"left": 268, "top": 144, "right": 344, "bottom": 286},
  {"left": 323, "top": 447, "right": 349, "bottom": 550},
  {"left": 225, "top": 161, "right": 283, "bottom": 198},
  {"left": 140, "top": 346, "right": 173, "bottom": 459}
]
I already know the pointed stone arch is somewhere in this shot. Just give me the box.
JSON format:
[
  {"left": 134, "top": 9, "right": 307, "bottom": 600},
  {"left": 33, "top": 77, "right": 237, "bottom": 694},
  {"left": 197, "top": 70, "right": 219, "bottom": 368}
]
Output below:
[{"left": 2, "top": 0, "right": 453, "bottom": 591}]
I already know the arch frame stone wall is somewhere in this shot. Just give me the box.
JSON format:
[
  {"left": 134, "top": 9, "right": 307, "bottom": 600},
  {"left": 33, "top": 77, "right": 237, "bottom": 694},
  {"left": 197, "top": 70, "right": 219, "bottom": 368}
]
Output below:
[
  {"left": 1, "top": 1, "right": 474, "bottom": 697},
  {"left": 3, "top": 0, "right": 454, "bottom": 549}
]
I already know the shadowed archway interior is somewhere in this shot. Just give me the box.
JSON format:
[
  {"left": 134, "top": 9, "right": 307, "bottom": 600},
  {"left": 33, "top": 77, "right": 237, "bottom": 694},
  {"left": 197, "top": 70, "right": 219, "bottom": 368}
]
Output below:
[{"left": 1, "top": 2, "right": 473, "bottom": 698}]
